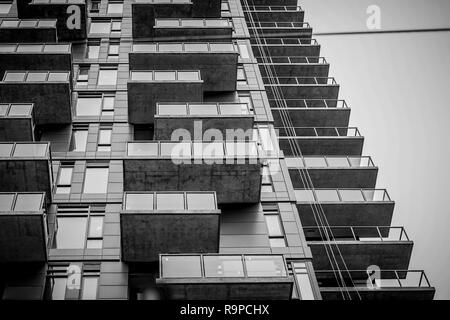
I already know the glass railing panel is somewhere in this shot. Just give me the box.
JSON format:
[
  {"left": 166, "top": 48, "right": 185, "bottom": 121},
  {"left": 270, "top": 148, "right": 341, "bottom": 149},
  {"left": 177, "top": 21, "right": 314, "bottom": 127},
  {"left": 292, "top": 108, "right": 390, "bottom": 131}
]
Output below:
[
  {"left": 157, "top": 103, "right": 188, "bottom": 116},
  {"left": 219, "top": 103, "right": 248, "bottom": 115},
  {"left": 363, "top": 189, "right": 390, "bottom": 201},
  {"left": 0, "top": 193, "right": 15, "bottom": 211},
  {"left": 16, "top": 44, "right": 44, "bottom": 52},
  {"left": 326, "top": 157, "right": 351, "bottom": 167},
  {"left": 209, "top": 43, "right": 234, "bottom": 52},
  {"left": 43, "top": 44, "right": 70, "bottom": 53},
  {"left": 189, "top": 104, "right": 218, "bottom": 115},
  {"left": 203, "top": 255, "right": 245, "bottom": 277},
  {"left": 124, "top": 193, "right": 154, "bottom": 210},
  {"left": 161, "top": 255, "right": 203, "bottom": 278},
  {"left": 184, "top": 42, "right": 209, "bottom": 52},
  {"left": 158, "top": 43, "right": 183, "bottom": 52},
  {"left": 0, "top": 143, "right": 14, "bottom": 157},
  {"left": 127, "top": 142, "right": 159, "bottom": 156},
  {"left": 303, "top": 156, "right": 327, "bottom": 167},
  {"left": 315, "top": 189, "right": 340, "bottom": 202},
  {"left": 285, "top": 157, "right": 305, "bottom": 168},
  {"left": 154, "top": 70, "right": 176, "bottom": 81},
  {"left": 315, "top": 128, "right": 339, "bottom": 136},
  {"left": 132, "top": 43, "right": 157, "bottom": 52},
  {"left": 186, "top": 192, "right": 216, "bottom": 210},
  {"left": 294, "top": 189, "right": 315, "bottom": 202},
  {"left": 193, "top": 142, "right": 224, "bottom": 157},
  {"left": 156, "top": 192, "right": 185, "bottom": 210},
  {"left": 338, "top": 189, "right": 365, "bottom": 202},
  {"left": 0, "top": 104, "right": 8, "bottom": 116},
  {"left": 244, "top": 255, "right": 287, "bottom": 277},
  {"left": 12, "top": 143, "right": 48, "bottom": 157},
  {"left": 160, "top": 141, "right": 191, "bottom": 157},
  {"left": 7, "top": 104, "right": 33, "bottom": 116},
  {"left": 130, "top": 71, "right": 153, "bottom": 81},
  {"left": 13, "top": 193, "right": 43, "bottom": 211}
]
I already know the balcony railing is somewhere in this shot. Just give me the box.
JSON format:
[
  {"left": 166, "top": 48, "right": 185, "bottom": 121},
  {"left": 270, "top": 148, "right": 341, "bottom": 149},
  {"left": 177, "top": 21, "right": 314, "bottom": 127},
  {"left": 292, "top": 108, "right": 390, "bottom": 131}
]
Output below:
[
  {"left": 2, "top": 71, "right": 70, "bottom": 83},
  {"left": 130, "top": 70, "right": 201, "bottom": 81},
  {"left": 270, "top": 99, "right": 348, "bottom": 109},
  {"left": 263, "top": 76, "right": 337, "bottom": 85},
  {"left": 123, "top": 191, "right": 217, "bottom": 211},
  {"left": 156, "top": 102, "right": 250, "bottom": 116},
  {"left": 0, "top": 142, "right": 50, "bottom": 158},
  {"left": 258, "top": 56, "right": 327, "bottom": 64},
  {"left": 252, "top": 38, "right": 319, "bottom": 46},
  {"left": 155, "top": 18, "right": 232, "bottom": 28},
  {"left": 0, "top": 192, "right": 45, "bottom": 212},
  {"left": 276, "top": 127, "right": 362, "bottom": 137},
  {"left": 294, "top": 188, "right": 391, "bottom": 203},
  {"left": 31, "top": 0, "right": 85, "bottom": 4},
  {"left": 0, "top": 104, "right": 33, "bottom": 117},
  {"left": 304, "top": 226, "right": 410, "bottom": 242},
  {"left": 132, "top": 42, "right": 235, "bottom": 53},
  {"left": 159, "top": 254, "right": 289, "bottom": 279},
  {"left": 134, "top": 0, "right": 191, "bottom": 3},
  {"left": 248, "top": 21, "right": 310, "bottom": 29},
  {"left": 127, "top": 141, "right": 259, "bottom": 158},
  {"left": 0, "top": 19, "right": 57, "bottom": 29},
  {"left": 0, "top": 43, "right": 71, "bottom": 53},
  {"left": 316, "top": 270, "right": 433, "bottom": 289},
  {"left": 243, "top": 5, "right": 302, "bottom": 12},
  {"left": 286, "top": 156, "right": 375, "bottom": 168}
]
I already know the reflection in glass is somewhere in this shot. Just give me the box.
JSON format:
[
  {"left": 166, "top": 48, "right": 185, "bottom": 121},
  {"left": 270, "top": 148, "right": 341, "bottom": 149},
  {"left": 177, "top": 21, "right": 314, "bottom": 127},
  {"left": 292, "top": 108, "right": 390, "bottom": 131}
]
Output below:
[
  {"left": 83, "top": 167, "right": 109, "bottom": 193},
  {"left": 55, "top": 217, "right": 88, "bottom": 249}
]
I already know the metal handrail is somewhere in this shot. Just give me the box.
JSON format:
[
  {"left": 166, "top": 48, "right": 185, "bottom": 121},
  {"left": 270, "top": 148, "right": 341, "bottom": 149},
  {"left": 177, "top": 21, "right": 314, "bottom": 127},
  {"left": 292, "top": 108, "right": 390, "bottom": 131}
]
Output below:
[
  {"left": 257, "top": 56, "right": 327, "bottom": 64},
  {"left": 303, "top": 226, "right": 409, "bottom": 242},
  {"left": 270, "top": 99, "right": 348, "bottom": 109},
  {"left": 286, "top": 156, "right": 375, "bottom": 168},
  {"left": 243, "top": 5, "right": 303, "bottom": 12},
  {"left": 263, "top": 76, "right": 337, "bottom": 85},
  {"left": 275, "top": 127, "right": 362, "bottom": 137},
  {"left": 294, "top": 188, "right": 392, "bottom": 202}
]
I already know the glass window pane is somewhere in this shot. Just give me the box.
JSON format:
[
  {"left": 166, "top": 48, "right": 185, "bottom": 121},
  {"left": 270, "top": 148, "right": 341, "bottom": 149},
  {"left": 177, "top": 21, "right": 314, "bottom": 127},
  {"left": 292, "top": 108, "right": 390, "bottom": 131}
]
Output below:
[
  {"left": 269, "top": 238, "right": 286, "bottom": 248},
  {"left": 98, "top": 129, "right": 112, "bottom": 144},
  {"left": 4, "top": 72, "right": 26, "bottom": 82},
  {"left": 14, "top": 193, "right": 42, "bottom": 211},
  {"left": 161, "top": 255, "right": 202, "bottom": 278},
  {"left": 339, "top": 190, "right": 365, "bottom": 202},
  {"left": 13, "top": 143, "right": 47, "bottom": 157},
  {"left": 107, "top": 3, "right": 123, "bottom": 14},
  {"left": 81, "top": 277, "right": 98, "bottom": 300},
  {"left": 86, "top": 240, "right": 103, "bottom": 249},
  {"left": 184, "top": 43, "right": 208, "bottom": 52},
  {"left": 265, "top": 215, "right": 283, "bottom": 237},
  {"left": 189, "top": 104, "right": 217, "bottom": 115},
  {"left": 177, "top": 71, "right": 199, "bottom": 80},
  {"left": 128, "top": 142, "right": 158, "bottom": 156},
  {"left": 186, "top": 193, "right": 215, "bottom": 210},
  {"left": 204, "top": 256, "right": 244, "bottom": 277},
  {"left": 294, "top": 189, "right": 315, "bottom": 202},
  {"left": 156, "top": 193, "right": 185, "bottom": 210},
  {"left": 55, "top": 217, "right": 88, "bottom": 249},
  {"left": 88, "top": 217, "right": 103, "bottom": 238},
  {"left": 157, "top": 104, "right": 187, "bottom": 115},
  {"left": 315, "top": 190, "right": 340, "bottom": 202},
  {"left": 125, "top": 193, "right": 154, "bottom": 210},
  {"left": 50, "top": 278, "right": 67, "bottom": 300},
  {"left": 98, "top": 69, "right": 117, "bottom": 85},
  {"left": 0, "top": 143, "right": 13, "bottom": 157},
  {"left": 102, "top": 96, "right": 115, "bottom": 111},
  {"left": 245, "top": 256, "right": 287, "bottom": 277},
  {"left": 83, "top": 168, "right": 109, "bottom": 193},
  {"left": 72, "top": 130, "right": 88, "bottom": 152},
  {"left": 238, "top": 43, "right": 250, "bottom": 58},
  {"left": 90, "top": 22, "right": 110, "bottom": 34},
  {"left": 0, "top": 193, "right": 15, "bottom": 211},
  {"left": 154, "top": 71, "right": 176, "bottom": 81},
  {"left": 8, "top": 104, "right": 32, "bottom": 116},
  {"left": 76, "top": 97, "right": 102, "bottom": 116},
  {"left": 296, "top": 273, "right": 315, "bottom": 300},
  {"left": 58, "top": 167, "right": 73, "bottom": 185},
  {"left": 87, "top": 44, "right": 100, "bottom": 59}
]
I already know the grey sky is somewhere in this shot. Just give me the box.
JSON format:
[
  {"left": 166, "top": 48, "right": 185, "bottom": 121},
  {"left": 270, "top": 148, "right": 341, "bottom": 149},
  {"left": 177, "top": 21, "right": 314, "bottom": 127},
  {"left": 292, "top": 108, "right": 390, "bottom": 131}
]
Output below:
[{"left": 299, "top": 0, "right": 450, "bottom": 299}]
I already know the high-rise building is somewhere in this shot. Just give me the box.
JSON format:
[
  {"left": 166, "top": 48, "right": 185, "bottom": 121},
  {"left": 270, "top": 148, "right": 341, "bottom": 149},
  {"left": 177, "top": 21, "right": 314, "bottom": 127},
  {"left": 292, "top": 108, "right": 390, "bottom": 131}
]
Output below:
[{"left": 0, "top": 0, "right": 434, "bottom": 300}]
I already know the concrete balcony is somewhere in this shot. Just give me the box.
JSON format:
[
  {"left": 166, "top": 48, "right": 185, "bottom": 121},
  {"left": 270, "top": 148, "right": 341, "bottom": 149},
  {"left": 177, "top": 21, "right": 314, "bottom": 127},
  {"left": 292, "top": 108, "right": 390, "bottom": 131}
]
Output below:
[
  {"left": 264, "top": 77, "right": 340, "bottom": 100},
  {"left": 251, "top": 38, "right": 320, "bottom": 57},
  {"left": 0, "top": 192, "right": 47, "bottom": 263},
  {"left": 277, "top": 127, "right": 364, "bottom": 156},
  {"left": 153, "top": 18, "right": 233, "bottom": 42},
  {"left": 271, "top": 99, "right": 350, "bottom": 128},
  {"left": 17, "top": 0, "right": 87, "bottom": 40},
  {"left": 156, "top": 254, "right": 293, "bottom": 300},
  {"left": 129, "top": 42, "right": 238, "bottom": 91},
  {"left": 258, "top": 56, "right": 329, "bottom": 78},
  {"left": 317, "top": 270, "right": 435, "bottom": 300},
  {"left": 243, "top": 5, "right": 304, "bottom": 22},
  {"left": 132, "top": 0, "right": 221, "bottom": 37},
  {"left": 0, "top": 104, "right": 36, "bottom": 141},
  {"left": 248, "top": 22, "right": 312, "bottom": 40},
  {"left": 0, "top": 43, "right": 72, "bottom": 78},
  {"left": 294, "top": 188, "right": 394, "bottom": 227},
  {"left": 123, "top": 141, "right": 261, "bottom": 204},
  {"left": 286, "top": 156, "right": 378, "bottom": 189},
  {"left": 0, "top": 71, "right": 72, "bottom": 125},
  {"left": 154, "top": 102, "right": 254, "bottom": 140},
  {"left": 127, "top": 70, "right": 203, "bottom": 124},
  {"left": 120, "top": 191, "right": 220, "bottom": 262},
  {"left": 305, "top": 226, "right": 412, "bottom": 271},
  {"left": 0, "top": 19, "right": 58, "bottom": 43},
  {"left": 0, "top": 142, "right": 52, "bottom": 201}
]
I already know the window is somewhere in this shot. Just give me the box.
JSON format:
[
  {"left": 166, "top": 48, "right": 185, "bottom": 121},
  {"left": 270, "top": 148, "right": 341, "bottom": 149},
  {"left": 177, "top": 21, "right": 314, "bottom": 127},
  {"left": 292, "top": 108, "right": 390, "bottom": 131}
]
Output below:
[
  {"left": 238, "top": 93, "right": 254, "bottom": 113},
  {"left": 261, "top": 165, "right": 274, "bottom": 193},
  {"left": 83, "top": 166, "right": 109, "bottom": 193},
  {"left": 111, "top": 20, "right": 121, "bottom": 34},
  {"left": 55, "top": 164, "right": 74, "bottom": 194},
  {"left": 107, "top": 2, "right": 123, "bottom": 14},
  {"left": 221, "top": 1, "right": 230, "bottom": 14},
  {"left": 97, "top": 66, "right": 117, "bottom": 85},
  {"left": 289, "top": 262, "right": 315, "bottom": 300},
  {"left": 76, "top": 66, "right": 89, "bottom": 85},
  {"left": 87, "top": 40, "right": 100, "bottom": 59},
  {"left": 70, "top": 126, "right": 88, "bottom": 152},
  {"left": 263, "top": 203, "right": 286, "bottom": 248},
  {"left": 108, "top": 41, "right": 120, "bottom": 58},
  {"left": 89, "top": 19, "right": 121, "bottom": 35},
  {"left": 90, "top": 0, "right": 100, "bottom": 13},
  {"left": 46, "top": 263, "right": 100, "bottom": 300},
  {"left": 53, "top": 206, "right": 105, "bottom": 249},
  {"left": 76, "top": 94, "right": 115, "bottom": 116},
  {"left": 97, "top": 126, "right": 112, "bottom": 152},
  {"left": 238, "top": 43, "right": 250, "bottom": 59},
  {"left": 237, "top": 66, "right": 247, "bottom": 85}
]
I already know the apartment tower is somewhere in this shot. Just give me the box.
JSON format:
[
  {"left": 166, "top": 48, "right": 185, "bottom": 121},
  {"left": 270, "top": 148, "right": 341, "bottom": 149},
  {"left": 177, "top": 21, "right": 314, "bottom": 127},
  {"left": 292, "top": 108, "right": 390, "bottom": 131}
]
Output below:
[{"left": 0, "top": 0, "right": 434, "bottom": 300}]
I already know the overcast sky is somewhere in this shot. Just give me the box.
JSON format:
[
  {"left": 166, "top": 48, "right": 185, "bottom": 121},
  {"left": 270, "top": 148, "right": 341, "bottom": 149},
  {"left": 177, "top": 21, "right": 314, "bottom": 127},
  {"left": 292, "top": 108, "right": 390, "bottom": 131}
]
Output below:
[{"left": 299, "top": 0, "right": 450, "bottom": 299}]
